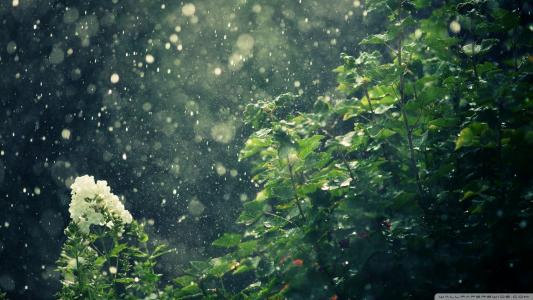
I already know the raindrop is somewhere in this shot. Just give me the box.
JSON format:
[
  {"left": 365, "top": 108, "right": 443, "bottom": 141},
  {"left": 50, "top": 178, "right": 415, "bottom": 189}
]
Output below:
[
  {"left": 61, "top": 129, "right": 71, "bottom": 140},
  {"left": 145, "top": 54, "right": 155, "bottom": 64},
  {"left": 188, "top": 198, "right": 205, "bottom": 216},
  {"left": 6, "top": 41, "right": 17, "bottom": 54},
  {"left": 182, "top": 3, "right": 196, "bottom": 16},
  {"left": 449, "top": 21, "right": 461, "bottom": 33},
  {"left": 110, "top": 73, "right": 120, "bottom": 84}
]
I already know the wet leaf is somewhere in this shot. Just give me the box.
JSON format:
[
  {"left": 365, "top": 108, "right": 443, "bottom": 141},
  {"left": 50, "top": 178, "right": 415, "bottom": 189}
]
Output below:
[{"left": 212, "top": 233, "right": 242, "bottom": 248}]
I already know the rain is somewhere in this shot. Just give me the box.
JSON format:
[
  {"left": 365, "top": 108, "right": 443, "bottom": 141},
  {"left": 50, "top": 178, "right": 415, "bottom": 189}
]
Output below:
[{"left": 1, "top": 0, "right": 532, "bottom": 299}]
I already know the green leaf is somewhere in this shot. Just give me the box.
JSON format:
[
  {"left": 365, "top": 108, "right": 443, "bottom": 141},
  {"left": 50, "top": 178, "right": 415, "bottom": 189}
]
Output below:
[
  {"left": 462, "top": 43, "right": 482, "bottom": 56},
  {"left": 298, "top": 135, "right": 323, "bottom": 159},
  {"left": 237, "top": 200, "right": 266, "bottom": 225},
  {"left": 139, "top": 232, "right": 149, "bottom": 243},
  {"left": 238, "top": 240, "right": 259, "bottom": 257},
  {"left": 233, "top": 256, "right": 261, "bottom": 275},
  {"left": 129, "top": 247, "right": 149, "bottom": 258},
  {"left": 240, "top": 134, "right": 272, "bottom": 160},
  {"left": 455, "top": 127, "right": 474, "bottom": 150},
  {"left": 455, "top": 122, "right": 492, "bottom": 150},
  {"left": 110, "top": 243, "right": 128, "bottom": 257},
  {"left": 269, "top": 181, "right": 294, "bottom": 201},
  {"left": 177, "top": 283, "right": 202, "bottom": 297},
  {"left": 208, "top": 257, "right": 234, "bottom": 277},
  {"left": 373, "top": 128, "right": 397, "bottom": 140},
  {"left": 212, "top": 233, "right": 242, "bottom": 248},
  {"left": 462, "top": 39, "right": 498, "bottom": 56},
  {"left": 336, "top": 131, "right": 356, "bottom": 147},
  {"left": 374, "top": 104, "right": 394, "bottom": 114},
  {"left": 428, "top": 118, "right": 458, "bottom": 129},
  {"left": 94, "top": 256, "right": 106, "bottom": 266},
  {"left": 114, "top": 278, "right": 135, "bottom": 284},
  {"left": 189, "top": 260, "right": 210, "bottom": 273},
  {"left": 461, "top": 190, "right": 478, "bottom": 201},
  {"left": 413, "top": 0, "right": 432, "bottom": 9},
  {"left": 232, "top": 264, "right": 253, "bottom": 275},
  {"left": 174, "top": 275, "right": 195, "bottom": 287},
  {"left": 151, "top": 244, "right": 172, "bottom": 259},
  {"left": 361, "top": 33, "right": 391, "bottom": 45}
]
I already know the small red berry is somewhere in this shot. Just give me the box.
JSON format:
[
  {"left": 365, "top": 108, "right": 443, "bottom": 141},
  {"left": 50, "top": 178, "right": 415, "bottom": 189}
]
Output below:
[
  {"left": 382, "top": 219, "right": 392, "bottom": 230},
  {"left": 292, "top": 259, "right": 304, "bottom": 266}
]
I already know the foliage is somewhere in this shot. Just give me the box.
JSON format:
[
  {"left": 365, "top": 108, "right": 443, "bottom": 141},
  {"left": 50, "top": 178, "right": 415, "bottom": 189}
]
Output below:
[
  {"left": 56, "top": 219, "right": 176, "bottom": 300},
  {"left": 56, "top": 0, "right": 532, "bottom": 299},
  {"left": 175, "top": 0, "right": 532, "bottom": 298}
]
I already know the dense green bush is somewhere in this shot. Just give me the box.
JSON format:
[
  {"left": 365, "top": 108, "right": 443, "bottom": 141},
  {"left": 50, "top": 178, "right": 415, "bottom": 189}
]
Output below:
[{"left": 57, "top": 0, "right": 532, "bottom": 299}]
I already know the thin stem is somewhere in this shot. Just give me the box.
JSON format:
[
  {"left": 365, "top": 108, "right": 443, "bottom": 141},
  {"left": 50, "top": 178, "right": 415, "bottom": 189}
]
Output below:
[
  {"left": 397, "top": 18, "right": 426, "bottom": 211},
  {"left": 283, "top": 153, "right": 344, "bottom": 298},
  {"left": 90, "top": 242, "right": 104, "bottom": 256},
  {"left": 75, "top": 243, "right": 81, "bottom": 285},
  {"left": 342, "top": 158, "right": 356, "bottom": 184},
  {"left": 364, "top": 88, "right": 375, "bottom": 117},
  {"left": 74, "top": 239, "right": 88, "bottom": 299},
  {"left": 287, "top": 159, "right": 306, "bottom": 220},
  {"left": 114, "top": 255, "right": 119, "bottom": 280},
  {"left": 471, "top": 57, "right": 479, "bottom": 80},
  {"left": 401, "top": 109, "right": 424, "bottom": 198},
  {"left": 219, "top": 278, "right": 229, "bottom": 299},
  {"left": 469, "top": 17, "right": 479, "bottom": 80}
]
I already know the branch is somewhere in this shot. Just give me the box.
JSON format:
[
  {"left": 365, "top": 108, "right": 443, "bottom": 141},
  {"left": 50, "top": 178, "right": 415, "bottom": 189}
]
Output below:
[
  {"left": 397, "top": 15, "right": 427, "bottom": 212},
  {"left": 287, "top": 159, "right": 306, "bottom": 221}
]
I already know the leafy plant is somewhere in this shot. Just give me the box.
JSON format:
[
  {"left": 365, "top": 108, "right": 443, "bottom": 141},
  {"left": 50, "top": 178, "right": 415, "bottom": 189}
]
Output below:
[
  {"left": 56, "top": 0, "right": 532, "bottom": 299},
  {"left": 176, "top": 0, "right": 532, "bottom": 298},
  {"left": 57, "top": 221, "right": 173, "bottom": 299},
  {"left": 56, "top": 176, "right": 177, "bottom": 300}
]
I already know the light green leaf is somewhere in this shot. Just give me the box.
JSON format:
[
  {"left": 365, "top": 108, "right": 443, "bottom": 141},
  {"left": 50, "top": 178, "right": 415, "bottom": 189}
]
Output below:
[
  {"left": 190, "top": 260, "right": 210, "bottom": 273},
  {"left": 374, "top": 128, "right": 397, "bottom": 140},
  {"left": 114, "top": 278, "right": 135, "bottom": 284},
  {"left": 455, "top": 122, "right": 491, "bottom": 150},
  {"left": 94, "top": 256, "right": 106, "bottom": 266},
  {"left": 110, "top": 243, "right": 128, "bottom": 257},
  {"left": 240, "top": 135, "right": 272, "bottom": 160},
  {"left": 462, "top": 43, "right": 482, "bottom": 56},
  {"left": 208, "top": 257, "right": 234, "bottom": 277},
  {"left": 361, "top": 33, "right": 391, "bottom": 45},
  {"left": 336, "top": 131, "right": 356, "bottom": 147},
  {"left": 174, "top": 275, "right": 195, "bottom": 287},
  {"left": 212, "top": 233, "right": 242, "bottom": 248},
  {"left": 177, "top": 283, "right": 202, "bottom": 296},
  {"left": 456, "top": 127, "right": 475, "bottom": 150},
  {"left": 298, "top": 135, "right": 323, "bottom": 159}
]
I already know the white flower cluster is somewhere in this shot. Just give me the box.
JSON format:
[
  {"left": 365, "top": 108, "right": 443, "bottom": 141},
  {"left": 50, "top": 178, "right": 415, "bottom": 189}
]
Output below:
[{"left": 69, "top": 175, "right": 133, "bottom": 233}]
